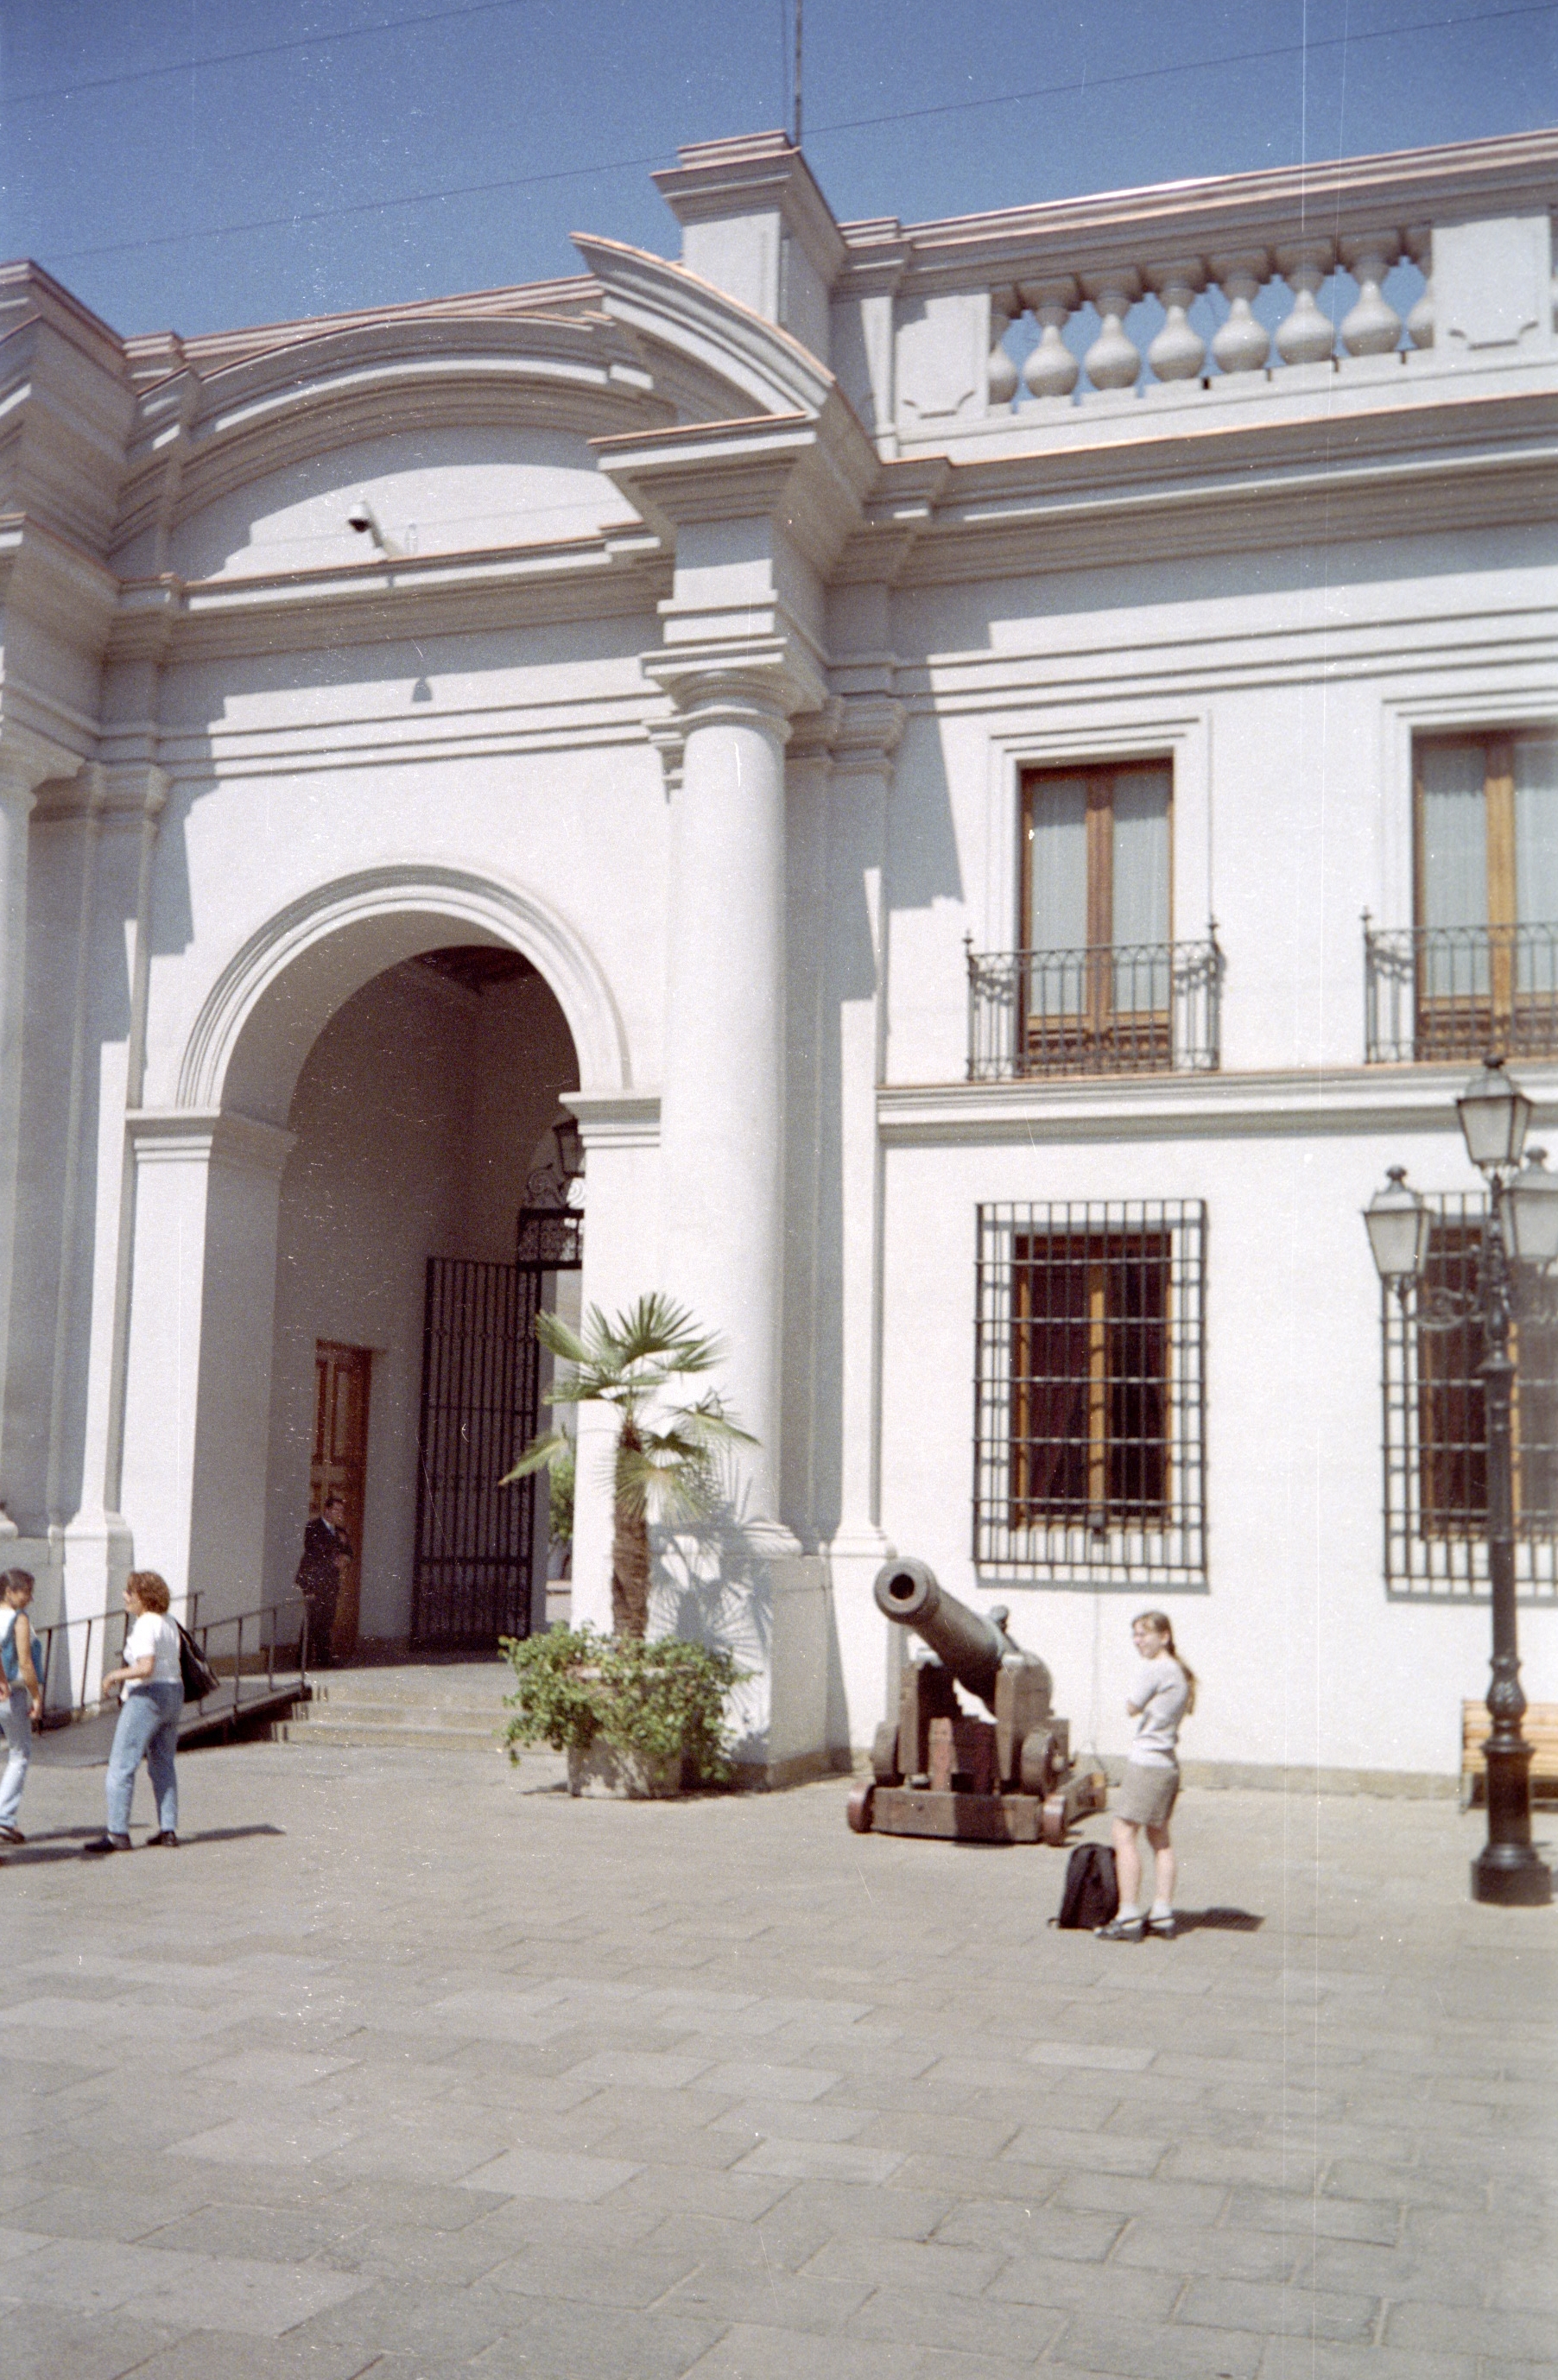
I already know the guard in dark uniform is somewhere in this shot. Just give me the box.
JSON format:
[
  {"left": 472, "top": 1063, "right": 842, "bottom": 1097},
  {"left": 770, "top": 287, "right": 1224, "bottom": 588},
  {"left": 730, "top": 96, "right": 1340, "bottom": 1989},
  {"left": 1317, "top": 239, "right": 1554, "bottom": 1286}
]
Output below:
[{"left": 295, "top": 1493, "right": 352, "bottom": 1668}]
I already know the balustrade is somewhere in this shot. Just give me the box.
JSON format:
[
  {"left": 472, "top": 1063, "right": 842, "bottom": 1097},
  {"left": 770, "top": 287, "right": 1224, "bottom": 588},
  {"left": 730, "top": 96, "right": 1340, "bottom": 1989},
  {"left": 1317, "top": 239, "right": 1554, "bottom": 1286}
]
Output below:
[
  {"left": 967, "top": 933, "right": 1224, "bottom": 1081},
  {"left": 985, "top": 231, "right": 1444, "bottom": 408}
]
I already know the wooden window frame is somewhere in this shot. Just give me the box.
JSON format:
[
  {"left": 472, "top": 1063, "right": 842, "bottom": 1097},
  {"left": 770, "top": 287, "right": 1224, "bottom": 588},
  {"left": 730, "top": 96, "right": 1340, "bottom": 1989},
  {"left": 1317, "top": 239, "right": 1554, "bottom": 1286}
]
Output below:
[
  {"left": 1412, "top": 730, "right": 1556, "bottom": 1054},
  {"left": 1020, "top": 760, "right": 1175, "bottom": 1061}
]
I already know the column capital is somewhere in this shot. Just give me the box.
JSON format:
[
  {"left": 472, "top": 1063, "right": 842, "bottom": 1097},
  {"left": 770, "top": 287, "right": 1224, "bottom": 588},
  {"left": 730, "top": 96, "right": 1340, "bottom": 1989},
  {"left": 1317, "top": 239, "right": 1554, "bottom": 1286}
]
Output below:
[
  {"left": 127, "top": 1108, "right": 296, "bottom": 1182},
  {"left": 0, "top": 725, "right": 88, "bottom": 804},
  {"left": 643, "top": 634, "right": 826, "bottom": 734},
  {"left": 830, "top": 692, "right": 906, "bottom": 773}
]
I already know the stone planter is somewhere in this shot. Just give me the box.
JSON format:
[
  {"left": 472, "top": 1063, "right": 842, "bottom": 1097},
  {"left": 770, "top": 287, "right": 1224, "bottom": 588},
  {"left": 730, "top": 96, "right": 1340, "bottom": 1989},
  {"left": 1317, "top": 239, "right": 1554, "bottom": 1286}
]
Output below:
[{"left": 566, "top": 1736, "right": 685, "bottom": 1799}]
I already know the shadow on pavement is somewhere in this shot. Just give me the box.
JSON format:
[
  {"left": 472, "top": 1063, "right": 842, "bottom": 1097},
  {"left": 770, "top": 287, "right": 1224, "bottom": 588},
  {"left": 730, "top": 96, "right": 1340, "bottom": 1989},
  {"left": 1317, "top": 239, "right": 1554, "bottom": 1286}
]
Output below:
[
  {"left": 1174, "top": 1906, "right": 1264, "bottom": 1932},
  {"left": 3, "top": 1823, "right": 286, "bottom": 1864}
]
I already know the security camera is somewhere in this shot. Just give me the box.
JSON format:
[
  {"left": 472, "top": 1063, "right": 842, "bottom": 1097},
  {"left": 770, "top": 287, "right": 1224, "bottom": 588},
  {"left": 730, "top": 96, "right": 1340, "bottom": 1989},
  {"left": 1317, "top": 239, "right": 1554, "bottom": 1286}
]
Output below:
[{"left": 345, "top": 497, "right": 403, "bottom": 559}]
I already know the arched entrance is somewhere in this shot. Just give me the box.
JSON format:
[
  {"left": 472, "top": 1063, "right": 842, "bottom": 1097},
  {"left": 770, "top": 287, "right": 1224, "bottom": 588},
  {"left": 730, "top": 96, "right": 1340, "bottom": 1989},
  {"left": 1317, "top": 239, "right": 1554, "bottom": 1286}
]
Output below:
[
  {"left": 117, "top": 869, "right": 622, "bottom": 1644},
  {"left": 263, "top": 941, "right": 580, "bottom": 1656}
]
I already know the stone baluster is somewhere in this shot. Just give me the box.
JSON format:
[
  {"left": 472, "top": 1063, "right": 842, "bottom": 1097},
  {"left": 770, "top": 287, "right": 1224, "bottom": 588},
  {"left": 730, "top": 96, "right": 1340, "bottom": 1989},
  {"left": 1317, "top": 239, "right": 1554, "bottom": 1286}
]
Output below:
[
  {"left": 1273, "top": 241, "right": 1338, "bottom": 366},
  {"left": 1339, "top": 232, "right": 1403, "bottom": 356},
  {"left": 1404, "top": 223, "right": 1434, "bottom": 349},
  {"left": 1080, "top": 270, "right": 1143, "bottom": 390},
  {"left": 1144, "top": 259, "right": 1206, "bottom": 383},
  {"left": 1019, "top": 278, "right": 1080, "bottom": 400},
  {"left": 1208, "top": 251, "right": 1271, "bottom": 374},
  {"left": 987, "top": 285, "right": 1020, "bottom": 408}
]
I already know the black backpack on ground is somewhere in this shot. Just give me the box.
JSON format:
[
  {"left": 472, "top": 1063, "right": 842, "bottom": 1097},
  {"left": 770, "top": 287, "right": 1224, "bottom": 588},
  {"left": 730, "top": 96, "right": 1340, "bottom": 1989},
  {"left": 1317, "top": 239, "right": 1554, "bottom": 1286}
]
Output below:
[{"left": 1054, "top": 1841, "right": 1118, "bottom": 1930}]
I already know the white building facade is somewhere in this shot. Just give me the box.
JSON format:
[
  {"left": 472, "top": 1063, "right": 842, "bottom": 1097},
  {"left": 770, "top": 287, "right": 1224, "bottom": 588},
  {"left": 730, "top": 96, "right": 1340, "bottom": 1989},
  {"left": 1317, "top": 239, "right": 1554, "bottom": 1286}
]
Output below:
[{"left": 2, "top": 127, "right": 1555, "bottom": 1785}]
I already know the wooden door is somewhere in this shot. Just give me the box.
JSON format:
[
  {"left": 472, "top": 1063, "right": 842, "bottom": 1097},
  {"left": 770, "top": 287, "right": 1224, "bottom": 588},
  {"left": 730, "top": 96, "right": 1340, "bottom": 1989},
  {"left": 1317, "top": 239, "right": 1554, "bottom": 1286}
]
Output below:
[{"left": 310, "top": 1343, "right": 371, "bottom": 1660}]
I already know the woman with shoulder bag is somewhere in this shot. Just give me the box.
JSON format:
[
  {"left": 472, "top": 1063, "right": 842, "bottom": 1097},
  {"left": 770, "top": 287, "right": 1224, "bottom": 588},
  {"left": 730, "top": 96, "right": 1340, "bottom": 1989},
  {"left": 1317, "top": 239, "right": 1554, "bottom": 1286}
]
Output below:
[{"left": 84, "top": 1573, "right": 183, "bottom": 1854}]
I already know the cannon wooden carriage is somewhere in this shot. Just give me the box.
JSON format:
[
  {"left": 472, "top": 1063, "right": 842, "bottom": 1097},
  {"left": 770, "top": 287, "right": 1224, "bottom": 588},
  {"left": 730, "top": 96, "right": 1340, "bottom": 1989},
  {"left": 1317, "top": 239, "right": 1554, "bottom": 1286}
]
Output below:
[{"left": 846, "top": 1559, "right": 1106, "bottom": 1845}]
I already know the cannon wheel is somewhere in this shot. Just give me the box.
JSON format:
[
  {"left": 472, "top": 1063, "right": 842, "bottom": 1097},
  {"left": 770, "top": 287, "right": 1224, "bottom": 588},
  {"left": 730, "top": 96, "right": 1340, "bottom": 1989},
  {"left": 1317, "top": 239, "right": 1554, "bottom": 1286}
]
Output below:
[
  {"left": 846, "top": 1781, "right": 876, "bottom": 1834},
  {"left": 1041, "top": 1790, "right": 1069, "bottom": 1846}
]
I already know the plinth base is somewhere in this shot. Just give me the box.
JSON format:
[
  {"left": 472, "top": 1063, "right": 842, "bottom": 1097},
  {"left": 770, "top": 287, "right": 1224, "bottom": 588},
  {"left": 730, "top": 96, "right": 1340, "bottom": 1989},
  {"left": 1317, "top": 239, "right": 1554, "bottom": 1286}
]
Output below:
[{"left": 1471, "top": 1850, "right": 1553, "bottom": 1906}]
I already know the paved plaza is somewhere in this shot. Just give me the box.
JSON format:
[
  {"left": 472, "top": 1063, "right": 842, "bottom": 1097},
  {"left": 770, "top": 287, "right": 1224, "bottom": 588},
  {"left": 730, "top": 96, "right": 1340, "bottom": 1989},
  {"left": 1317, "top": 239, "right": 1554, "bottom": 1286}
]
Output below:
[{"left": 3, "top": 1721, "right": 1555, "bottom": 2380}]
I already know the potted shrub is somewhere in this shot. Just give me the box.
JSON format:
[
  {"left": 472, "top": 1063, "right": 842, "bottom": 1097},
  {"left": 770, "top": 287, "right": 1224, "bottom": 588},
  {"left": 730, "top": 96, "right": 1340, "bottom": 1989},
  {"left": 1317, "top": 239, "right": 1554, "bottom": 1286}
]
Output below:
[
  {"left": 499, "top": 1625, "right": 745, "bottom": 1795},
  {"left": 502, "top": 1293, "right": 753, "bottom": 1793}
]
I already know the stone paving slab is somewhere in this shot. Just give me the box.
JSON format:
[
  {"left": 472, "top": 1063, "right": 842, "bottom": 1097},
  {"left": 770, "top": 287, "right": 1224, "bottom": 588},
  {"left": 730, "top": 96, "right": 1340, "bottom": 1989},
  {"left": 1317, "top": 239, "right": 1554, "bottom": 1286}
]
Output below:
[{"left": 2, "top": 1738, "right": 1555, "bottom": 2378}]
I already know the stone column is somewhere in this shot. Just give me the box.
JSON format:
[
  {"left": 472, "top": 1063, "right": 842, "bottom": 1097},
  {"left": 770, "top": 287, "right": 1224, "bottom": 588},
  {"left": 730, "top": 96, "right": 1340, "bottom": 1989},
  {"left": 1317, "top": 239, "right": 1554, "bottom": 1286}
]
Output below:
[
  {"left": 0, "top": 765, "right": 36, "bottom": 1540},
  {"left": 0, "top": 735, "right": 81, "bottom": 1536},
  {"left": 647, "top": 649, "right": 831, "bottom": 1781},
  {"left": 817, "top": 690, "right": 903, "bottom": 1749},
  {"left": 654, "top": 661, "right": 795, "bottom": 1530}
]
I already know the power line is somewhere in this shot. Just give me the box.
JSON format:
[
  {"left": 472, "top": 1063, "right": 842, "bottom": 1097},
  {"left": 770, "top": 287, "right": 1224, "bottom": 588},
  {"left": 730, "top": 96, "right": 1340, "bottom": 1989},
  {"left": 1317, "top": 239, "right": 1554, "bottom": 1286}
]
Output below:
[
  {"left": 814, "top": 2, "right": 1558, "bottom": 139},
  {"left": 50, "top": 152, "right": 672, "bottom": 268},
  {"left": 1, "top": 0, "right": 544, "bottom": 109},
  {"left": 44, "top": 1, "right": 1558, "bottom": 269}
]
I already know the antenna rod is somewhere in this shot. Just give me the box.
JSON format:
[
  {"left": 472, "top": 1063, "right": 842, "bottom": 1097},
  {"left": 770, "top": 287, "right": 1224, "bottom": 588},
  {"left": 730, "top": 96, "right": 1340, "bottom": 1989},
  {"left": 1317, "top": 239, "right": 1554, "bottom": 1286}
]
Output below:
[{"left": 794, "top": 0, "right": 802, "bottom": 147}]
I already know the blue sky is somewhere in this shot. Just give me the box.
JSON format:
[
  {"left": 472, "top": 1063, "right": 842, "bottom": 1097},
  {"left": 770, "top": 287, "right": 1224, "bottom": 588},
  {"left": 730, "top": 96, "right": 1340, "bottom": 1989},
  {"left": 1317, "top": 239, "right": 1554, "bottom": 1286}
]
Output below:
[{"left": 2, "top": 1, "right": 1554, "bottom": 337}]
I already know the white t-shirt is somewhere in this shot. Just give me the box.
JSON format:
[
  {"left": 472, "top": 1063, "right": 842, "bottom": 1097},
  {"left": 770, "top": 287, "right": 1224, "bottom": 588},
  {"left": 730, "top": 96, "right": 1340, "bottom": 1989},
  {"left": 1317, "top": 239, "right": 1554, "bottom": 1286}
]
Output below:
[
  {"left": 1127, "top": 1653, "right": 1189, "bottom": 1768},
  {"left": 123, "top": 1612, "right": 181, "bottom": 1699}
]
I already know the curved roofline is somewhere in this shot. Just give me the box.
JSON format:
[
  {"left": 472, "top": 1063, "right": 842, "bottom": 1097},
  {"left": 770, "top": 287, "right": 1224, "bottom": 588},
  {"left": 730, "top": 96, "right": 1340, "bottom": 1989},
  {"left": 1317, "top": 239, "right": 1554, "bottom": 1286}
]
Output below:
[{"left": 571, "top": 234, "right": 836, "bottom": 421}]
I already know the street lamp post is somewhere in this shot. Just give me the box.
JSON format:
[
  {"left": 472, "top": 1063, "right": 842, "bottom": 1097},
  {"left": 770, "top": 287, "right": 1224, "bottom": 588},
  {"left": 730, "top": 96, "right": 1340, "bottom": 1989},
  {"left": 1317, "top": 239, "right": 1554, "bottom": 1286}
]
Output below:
[{"left": 1364, "top": 1057, "right": 1557, "bottom": 1908}]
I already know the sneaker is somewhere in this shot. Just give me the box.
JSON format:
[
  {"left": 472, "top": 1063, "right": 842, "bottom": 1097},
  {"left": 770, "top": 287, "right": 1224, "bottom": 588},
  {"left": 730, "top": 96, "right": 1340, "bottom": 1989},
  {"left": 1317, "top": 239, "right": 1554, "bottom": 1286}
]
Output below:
[
  {"left": 0, "top": 1826, "right": 23, "bottom": 1845},
  {"left": 81, "top": 1834, "right": 132, "bottom": 1855},
  {"left": 146, "top": 1831, "right": 179, "bottom": 1848},
  {"left": 1095, "top": 1914, "right": 1146, "bottom": 1942},
  {"left": 1147, "top": 1912, "right": 1177, "bottom": 1940}
]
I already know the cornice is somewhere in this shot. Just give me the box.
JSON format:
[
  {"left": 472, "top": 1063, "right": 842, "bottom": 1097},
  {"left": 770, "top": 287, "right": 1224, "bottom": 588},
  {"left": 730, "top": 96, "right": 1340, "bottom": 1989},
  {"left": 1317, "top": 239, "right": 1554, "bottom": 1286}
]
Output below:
[
  {"left": 0, "top": 511, "right": 117, "bottom": 647},
  {"left": 837, "top": 383, "right": 1558, "bottom": 587},
  {"left": 877, "top": 1064, "right": 1558, "bottom": 1146},
  {"left": 593, "top": 403, "right": 877, "bottom": 579},
  {"left": 103, "top": 530, "right": 671, "bottom": 662}
]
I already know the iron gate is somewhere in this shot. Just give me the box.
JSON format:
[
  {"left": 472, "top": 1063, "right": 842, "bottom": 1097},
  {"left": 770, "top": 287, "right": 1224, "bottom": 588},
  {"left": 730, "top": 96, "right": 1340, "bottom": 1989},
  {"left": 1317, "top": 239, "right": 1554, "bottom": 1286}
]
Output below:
[{"left": 412, "top": 1258, "right": 541, "bottom": 1648}]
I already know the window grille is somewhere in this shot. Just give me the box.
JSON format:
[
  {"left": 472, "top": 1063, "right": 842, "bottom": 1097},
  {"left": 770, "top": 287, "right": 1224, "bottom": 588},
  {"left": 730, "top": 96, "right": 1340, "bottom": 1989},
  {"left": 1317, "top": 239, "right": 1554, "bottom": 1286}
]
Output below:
[
  {"left": 975, "top": 1201, "right": 1206, "bottom": 1586},
  {"left": 1383, "top": 1195, "right": 1558, "bottom": 1599}
]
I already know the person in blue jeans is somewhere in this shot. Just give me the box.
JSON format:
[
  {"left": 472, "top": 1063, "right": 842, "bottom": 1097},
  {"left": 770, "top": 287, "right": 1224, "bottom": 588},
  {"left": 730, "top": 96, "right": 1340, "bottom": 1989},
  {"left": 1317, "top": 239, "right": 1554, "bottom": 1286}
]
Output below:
[
  {"left": 0, "top": 1569, "right": 42, "bottom": 1845},
  {"left": 84, "top": 1573, "right": 183, "bottom": 1853}
]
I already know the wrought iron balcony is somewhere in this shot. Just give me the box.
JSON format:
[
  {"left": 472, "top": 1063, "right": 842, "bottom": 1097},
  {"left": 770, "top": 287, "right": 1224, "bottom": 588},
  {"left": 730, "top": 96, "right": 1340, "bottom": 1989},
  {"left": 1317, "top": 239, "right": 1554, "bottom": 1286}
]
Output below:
[
  {"left": 966, "top": 932, "right": 1223, "bottom": 1081},
  {"left": 1364, "top": 920, "right": 1558, "bottom": 1065}
]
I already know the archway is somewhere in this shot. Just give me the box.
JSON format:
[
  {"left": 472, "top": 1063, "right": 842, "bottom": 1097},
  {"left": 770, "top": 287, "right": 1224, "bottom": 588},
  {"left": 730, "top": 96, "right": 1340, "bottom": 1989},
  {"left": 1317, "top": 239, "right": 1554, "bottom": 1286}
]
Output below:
[
  {"left": 117, "top": 871, "right": 613, "bottom": 1643},
  {"left": 261, "top": 941, "right": 580, "bottom": 1656}
]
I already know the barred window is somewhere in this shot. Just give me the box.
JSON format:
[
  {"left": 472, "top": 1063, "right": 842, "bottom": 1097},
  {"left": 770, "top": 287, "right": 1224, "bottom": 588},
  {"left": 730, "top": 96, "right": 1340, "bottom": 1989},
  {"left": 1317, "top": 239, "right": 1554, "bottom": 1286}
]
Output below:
[
  {"left": 975, "top": 1201, "right": 1206, "bottom": 1585},
  {"left": 1384, "top": 1194, "right": 1558, "bottom": 1599}
]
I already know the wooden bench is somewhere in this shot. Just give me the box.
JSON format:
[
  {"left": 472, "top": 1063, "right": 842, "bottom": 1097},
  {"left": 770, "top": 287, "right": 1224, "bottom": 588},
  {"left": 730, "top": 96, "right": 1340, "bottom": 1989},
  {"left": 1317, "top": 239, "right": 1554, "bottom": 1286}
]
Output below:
[{"left": 1460, "top": 1702, "right": 1558, "bottom": 1807}]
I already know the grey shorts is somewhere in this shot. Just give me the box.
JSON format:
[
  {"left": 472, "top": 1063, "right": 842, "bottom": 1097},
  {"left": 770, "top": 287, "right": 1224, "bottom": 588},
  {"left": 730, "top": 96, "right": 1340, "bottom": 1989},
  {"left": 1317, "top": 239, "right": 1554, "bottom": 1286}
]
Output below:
[{"left": 1116, "top": 1761, "right": 1179, "bottom": 1828}]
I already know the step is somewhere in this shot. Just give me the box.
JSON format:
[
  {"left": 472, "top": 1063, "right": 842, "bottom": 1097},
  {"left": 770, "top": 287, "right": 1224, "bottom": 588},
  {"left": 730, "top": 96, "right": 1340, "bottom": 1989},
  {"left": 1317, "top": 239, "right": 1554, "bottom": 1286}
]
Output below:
[{"left": 271, "top": 1719, "right": 505, "bottom": 1751}]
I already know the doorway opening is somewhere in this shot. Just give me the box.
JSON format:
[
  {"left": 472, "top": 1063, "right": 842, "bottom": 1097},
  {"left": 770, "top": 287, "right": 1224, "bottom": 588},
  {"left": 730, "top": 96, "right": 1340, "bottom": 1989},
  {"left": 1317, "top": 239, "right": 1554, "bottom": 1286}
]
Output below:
[
  {"left": 310, "top": 1341, "right": 372, "bottom": 1661},
  {"left": 263, "top": 938, "right": 580, "bottom": 1658}
]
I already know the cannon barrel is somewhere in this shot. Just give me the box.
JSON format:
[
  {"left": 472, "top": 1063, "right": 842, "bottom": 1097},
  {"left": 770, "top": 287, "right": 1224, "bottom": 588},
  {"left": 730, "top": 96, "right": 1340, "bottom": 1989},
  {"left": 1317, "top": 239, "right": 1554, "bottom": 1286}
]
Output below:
[{"left": 873, "top": 1558, "right": 1010, "bottom": 1709}]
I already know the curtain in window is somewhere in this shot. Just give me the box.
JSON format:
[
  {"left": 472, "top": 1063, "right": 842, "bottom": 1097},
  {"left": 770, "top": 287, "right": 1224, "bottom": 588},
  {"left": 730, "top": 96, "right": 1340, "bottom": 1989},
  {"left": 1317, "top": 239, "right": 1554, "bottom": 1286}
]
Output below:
[
  {"left": 1112, "top": 764, "right": 1170, "bottom": 1014},
  {"left": 1420, "top": 742, "right": 1489, "bottom": 997},
  {"left": 1027, "top": 775, "right": 1087, "bottom": 953},
  {"left": 1515, "top": 737, "right": 1558, "bottom": 999}
]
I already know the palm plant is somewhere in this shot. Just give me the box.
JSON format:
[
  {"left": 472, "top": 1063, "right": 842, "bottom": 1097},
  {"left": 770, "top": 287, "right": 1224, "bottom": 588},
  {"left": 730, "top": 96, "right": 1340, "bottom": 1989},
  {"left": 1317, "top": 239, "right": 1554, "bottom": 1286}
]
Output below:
[{"left": 504, "top": 1292, "right": 753, "bottom": 1638}]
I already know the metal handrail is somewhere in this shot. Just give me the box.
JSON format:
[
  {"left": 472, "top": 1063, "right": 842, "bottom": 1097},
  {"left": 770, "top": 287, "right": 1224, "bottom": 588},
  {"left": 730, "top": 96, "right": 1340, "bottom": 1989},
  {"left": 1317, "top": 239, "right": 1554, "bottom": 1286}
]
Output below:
[
  {"left": 31, "top": 1595, "right": 309, "bottom": 1731},
  {"left": 1364, "top": 917, "right": 1558, "bottom": 1065},
  {"left": 966, "top": 929, "right": 1223, "bottom": 1080}
]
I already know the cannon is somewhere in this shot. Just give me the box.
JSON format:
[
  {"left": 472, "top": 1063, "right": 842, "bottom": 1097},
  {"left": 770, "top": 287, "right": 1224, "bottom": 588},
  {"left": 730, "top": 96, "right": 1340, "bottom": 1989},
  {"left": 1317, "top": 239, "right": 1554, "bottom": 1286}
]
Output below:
[{"left": 846, "top": 1559, "right": 1105, "bottom": 1845}]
